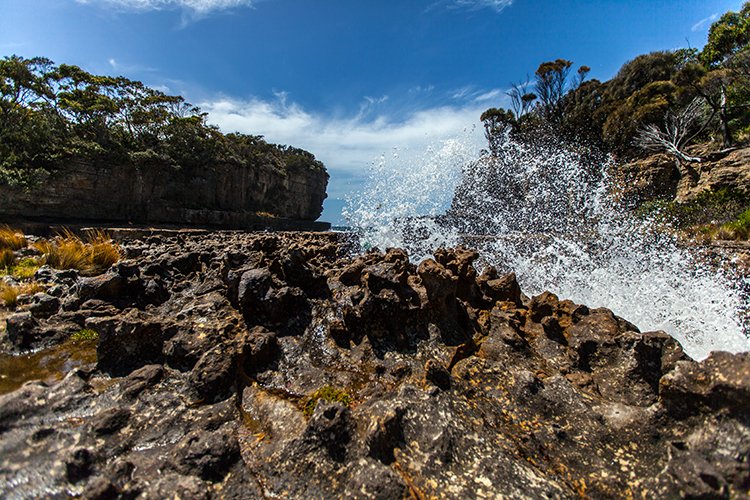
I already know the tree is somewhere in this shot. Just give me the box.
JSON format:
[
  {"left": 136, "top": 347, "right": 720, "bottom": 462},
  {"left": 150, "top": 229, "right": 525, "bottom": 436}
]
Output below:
[
  {"left": 701, "top": 2, "right": 750, "bottom": 68},
  {"left": 506, "top": 77, "right": 536, "bottom": 119},
  {"left": 480, "top": 107, "right": 515, "bottom": 153},
  {"left": 534, "top": 59, "right": 573, "bottom": 125}
]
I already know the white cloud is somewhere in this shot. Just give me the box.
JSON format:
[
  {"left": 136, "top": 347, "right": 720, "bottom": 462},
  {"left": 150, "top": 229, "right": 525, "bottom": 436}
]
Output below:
[
  {"left": 202, "top": 94, "right": 487, "bottom": 199},
  {"left": 692, "top": 13, "right": 718, "bottom": 32},
  {"left": 76, "top": 0, "right": 253, "bottom": 14},
  {"left": 452, "top": 0, "right": 513, "bottom": 13}
]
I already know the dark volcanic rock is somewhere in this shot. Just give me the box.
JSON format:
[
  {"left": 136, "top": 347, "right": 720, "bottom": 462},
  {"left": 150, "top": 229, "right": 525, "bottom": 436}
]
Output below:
[{"left": 0, "top": 232, "right": 748, "bottom": 499}]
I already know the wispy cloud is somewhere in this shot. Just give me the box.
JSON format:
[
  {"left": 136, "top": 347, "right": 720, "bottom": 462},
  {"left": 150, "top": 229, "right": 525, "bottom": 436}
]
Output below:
[
  {"left": 76, "top": 0, "right": 254, "bottom": 15},
  {"left": 202, "top": 93, "right": 486, "bottom": 198},
  {"left": 451, "top": 0, "right": 514, "bottom": 13},
  {"left": 692, "top": 13, "right": 718, "bottom": 32}
]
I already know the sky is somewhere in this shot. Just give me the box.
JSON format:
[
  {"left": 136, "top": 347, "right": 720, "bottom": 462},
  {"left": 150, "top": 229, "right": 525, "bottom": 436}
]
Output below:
[{"left": 0, "top": 0, "right": 744, "bottom": 225}]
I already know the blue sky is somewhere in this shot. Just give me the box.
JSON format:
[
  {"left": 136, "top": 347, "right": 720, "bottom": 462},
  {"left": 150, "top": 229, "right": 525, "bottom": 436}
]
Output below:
[{"left": 0, "top": 0, "right": 743, "bottom": 224}]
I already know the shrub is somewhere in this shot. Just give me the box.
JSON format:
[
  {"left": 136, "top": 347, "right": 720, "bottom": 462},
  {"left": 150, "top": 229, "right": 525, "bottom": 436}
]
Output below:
[
  {"left": 302, "top": 386, "right": 353, "bottom": 416},
  {"left": 0, "top": 226, "right": 26, "bottom": 250}
]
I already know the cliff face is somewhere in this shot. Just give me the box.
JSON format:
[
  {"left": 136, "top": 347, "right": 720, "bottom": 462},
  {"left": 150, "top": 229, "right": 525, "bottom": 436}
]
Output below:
[
  {"left": 0, "top": 158, "right": 329, "bottom": 229},
  {"left": 615, "top": 146, "right": 750, "bottom": 203}
]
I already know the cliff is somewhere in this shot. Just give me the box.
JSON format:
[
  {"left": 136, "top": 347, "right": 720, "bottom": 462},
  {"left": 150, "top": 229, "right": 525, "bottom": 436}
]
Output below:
[
  {"left": 615, "top": 145, "right": 750, "bottom": 204},
  {"left": 0, "top": 157, "right": 329, "bottom": 230}
]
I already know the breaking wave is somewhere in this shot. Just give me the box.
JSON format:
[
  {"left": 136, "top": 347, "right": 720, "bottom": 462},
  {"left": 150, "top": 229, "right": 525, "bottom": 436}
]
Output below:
[{"left": 344, "top": 131, "right": 750, "bottom": 360}]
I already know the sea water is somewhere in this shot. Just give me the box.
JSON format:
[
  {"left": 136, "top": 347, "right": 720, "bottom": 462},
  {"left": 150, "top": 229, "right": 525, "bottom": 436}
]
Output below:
[{"left": 344, "top": 131, "right": 750, "bottom": 360}]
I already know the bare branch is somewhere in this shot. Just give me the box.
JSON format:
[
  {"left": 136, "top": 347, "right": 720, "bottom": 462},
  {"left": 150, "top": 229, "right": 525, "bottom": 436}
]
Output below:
[{"left": 635, "top": 98, "right": 706, "bottom": 163}]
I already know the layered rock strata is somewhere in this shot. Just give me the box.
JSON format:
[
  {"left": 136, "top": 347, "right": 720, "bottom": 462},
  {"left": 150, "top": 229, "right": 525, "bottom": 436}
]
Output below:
[
  {"left": 0, "top": 158, "right": 329, "bottom": 229},
  {"left": 0, "top": 232, "right": 748, "bottom": 498}
]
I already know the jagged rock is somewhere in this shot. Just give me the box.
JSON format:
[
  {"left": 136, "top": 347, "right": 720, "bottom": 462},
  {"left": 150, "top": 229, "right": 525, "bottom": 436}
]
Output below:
[
  {"left": 88, "top": 310, "right": 166, "bottom": 376},
  {"left": 0, "top": 232, "right": 748, "bottom": 499},
  {"left": 28, "top": 293, "right": 60, "bottom": 319}
]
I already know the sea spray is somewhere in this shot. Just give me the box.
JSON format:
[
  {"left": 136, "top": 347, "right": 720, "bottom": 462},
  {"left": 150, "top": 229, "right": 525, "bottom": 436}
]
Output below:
[{"left": 345, "top": 132, "right": 750, "bottom": 360}]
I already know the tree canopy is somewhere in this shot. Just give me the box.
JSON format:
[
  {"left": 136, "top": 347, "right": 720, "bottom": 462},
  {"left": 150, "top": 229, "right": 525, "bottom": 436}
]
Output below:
[
  {"left": 481, "top": 2, "right": 750, "bottom": 157},
  {"left": 0, "top": 55, "right": 324, "bottom": 188}
]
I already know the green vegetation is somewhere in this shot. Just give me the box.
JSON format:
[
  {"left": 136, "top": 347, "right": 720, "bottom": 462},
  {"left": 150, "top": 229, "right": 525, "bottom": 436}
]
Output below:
[
  {"left": 637, "top": 189, "right": 750, "bottom": 241},
  {"left": 482, "top": 2, "right": 750, "bottom": 156},
  {"left": 70, "top": 329, "right": 99, "bottom": 342},
  {"left": 5, "top": 258, "right": 41, "bottom": 280},
  {"left": 0, "top": 56, "right": 325, "bottom": 190},
  {"left": 302, "top": 386, "right": 353, "bottom": 416}
]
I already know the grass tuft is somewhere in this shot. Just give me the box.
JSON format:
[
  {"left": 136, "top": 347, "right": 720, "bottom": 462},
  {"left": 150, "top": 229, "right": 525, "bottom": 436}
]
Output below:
[
  {"left": 302, "top": 385, "right": 353, "bottom": 416},
  {"left": 34, "top": 228, "right": 121, "bottom": 275},
  {"left": 0, "top": 248, "right": 15, "bottom": 269},
  {"left": 0, "top": 282, "right": 44, "bottom": 308},
  {"left": 0, "top": 226, "right": 27, "bottom": 251}
]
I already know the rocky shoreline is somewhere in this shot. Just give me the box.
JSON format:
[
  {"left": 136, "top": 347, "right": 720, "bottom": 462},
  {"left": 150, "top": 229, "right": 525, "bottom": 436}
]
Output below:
[{"left": 0, "top": 231, "right": 748, "bottom": 498}]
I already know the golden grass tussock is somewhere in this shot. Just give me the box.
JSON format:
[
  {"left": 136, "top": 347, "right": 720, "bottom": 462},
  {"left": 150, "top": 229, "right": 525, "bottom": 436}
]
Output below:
[
  {"left": 0, "top": 248, "right": 16, "bottom": 269},
  {"left": 34, "top": 228, "right": 121, "bottom": 275},
  {"left": 0, "top": 226, "right": 27, "bottom": 251},
  {"left": 0, "top": 282, "right": 45, "bottom": 308}
]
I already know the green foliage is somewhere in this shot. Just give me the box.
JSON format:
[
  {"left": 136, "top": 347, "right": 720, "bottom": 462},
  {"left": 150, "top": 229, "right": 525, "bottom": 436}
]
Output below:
[
  {"left": 70, "top": 329, "right": 99, "bottom": 342},
  {"left": 6, "top": 258, "right": 41, "bottom": 280},
  {"left": 302, "top": 386, "right": 353, "bottom": 416},
  {"left": 0, "top": 55, "right": 325, "bottom": 193},
  {"left": 481, "top": 2, "right": 750, "bottom": 155},
  {"left": 637, "top": 188, "right": 750, "bottom": 230},
  {"left": 701, "top": 3, "right": 750, "bottom": 68}
]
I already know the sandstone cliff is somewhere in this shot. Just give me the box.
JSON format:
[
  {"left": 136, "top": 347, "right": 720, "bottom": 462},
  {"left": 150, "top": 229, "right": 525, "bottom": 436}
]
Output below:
[
  {"left": 616, "top": 145, "right": 750, "bottom": 204},
  {"left": 0, "top": 157, "right": 329, "bottom": 230}
]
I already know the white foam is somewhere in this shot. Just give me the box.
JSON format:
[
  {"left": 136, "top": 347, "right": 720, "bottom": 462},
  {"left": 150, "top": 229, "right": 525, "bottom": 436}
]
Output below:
[{"left": 345, "top": 132, "right": 750, "bottom": 360}]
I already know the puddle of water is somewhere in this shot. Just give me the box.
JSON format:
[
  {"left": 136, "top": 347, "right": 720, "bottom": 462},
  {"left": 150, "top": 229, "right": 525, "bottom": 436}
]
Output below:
[{"left": 0, "top": 339, "right": 97, "bottom": 395}]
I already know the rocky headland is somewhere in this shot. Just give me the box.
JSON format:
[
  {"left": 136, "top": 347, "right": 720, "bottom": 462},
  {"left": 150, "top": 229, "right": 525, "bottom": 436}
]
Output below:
[{"left": 0, "top": 231, "right": 748, "bottom": 498}]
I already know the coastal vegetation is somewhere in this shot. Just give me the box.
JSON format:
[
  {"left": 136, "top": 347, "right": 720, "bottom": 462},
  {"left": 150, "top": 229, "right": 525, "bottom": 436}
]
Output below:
[
  {"left": 0, "top": 56, "right": 325, "bottom": 190},
  {"left": 480, "top": 2, "right": 750, "bottom": 240},
  {"left": 0, "top": 227, "right": 120, "bottom": 310}
]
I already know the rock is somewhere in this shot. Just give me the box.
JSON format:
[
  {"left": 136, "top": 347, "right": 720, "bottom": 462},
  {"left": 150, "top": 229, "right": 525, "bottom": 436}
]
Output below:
[
  {"left": 661, "top": 351, "right": 750, "bottom": 418},
  {"left": 172, "top": 425, "right": 240, "bottom": 481},
  {"left": 5, "top": 312, "right": 40, "bottom": 350},
  {"left": 28, "top": 293, "right": 60, "bottom": 319},
  {"left": 189, "top": 342, "right": 238, "bottom": 402},
  {"left": 0, "top": 233, "right": 747, "bottom": 499},
  {"left": 0, "top": 152, "right": 329, "bottom": 229},
  {"left": 90, "top": 407, "right": 131, "bottom": 435},
  {"left": 76, "top": 272, "right": 125, "bottom": 303},
  {"left": 120, "top": 364, "right": 163, "bottom": 399},
  {"left": 88, "top": 310, "right": 165, "bottom": 376}
]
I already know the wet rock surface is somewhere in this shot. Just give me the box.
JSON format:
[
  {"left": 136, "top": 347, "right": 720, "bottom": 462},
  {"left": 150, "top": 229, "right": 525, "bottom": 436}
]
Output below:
[{"left": 0, "top": 231, "right": 748, "bottom": 498}]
